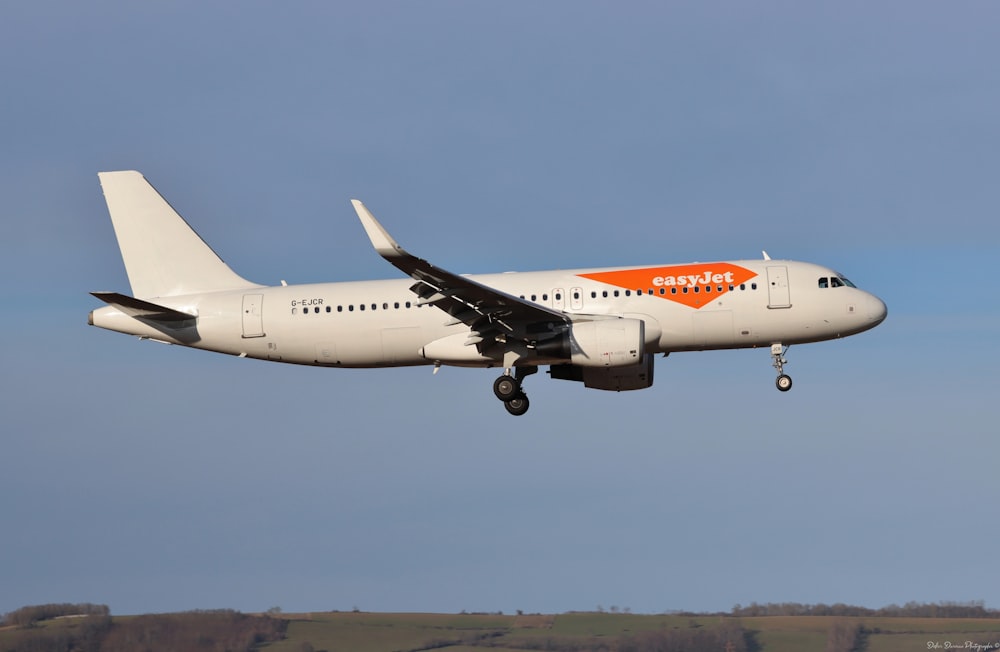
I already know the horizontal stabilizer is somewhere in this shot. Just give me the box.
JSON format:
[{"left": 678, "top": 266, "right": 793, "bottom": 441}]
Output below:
[{"left": 90, "top": 292, "right": 195, "bottom": 322}]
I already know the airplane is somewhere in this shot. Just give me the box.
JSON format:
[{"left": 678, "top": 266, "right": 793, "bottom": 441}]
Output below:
[{"left": 89, "top": 170, "right": 887, "bottom": 416}]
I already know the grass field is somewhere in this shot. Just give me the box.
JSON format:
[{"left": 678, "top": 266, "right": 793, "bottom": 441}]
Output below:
[{"left": 258, "top": 611, "right": 1000, "bottom": 652}]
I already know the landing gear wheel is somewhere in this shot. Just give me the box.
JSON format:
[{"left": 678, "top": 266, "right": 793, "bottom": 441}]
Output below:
[
  {"left": 493, "top": 375, "right": 520, "bottom": 401},
  {"left": 504, "top": 392, "right": 530, "bottom": 416},
  {"left": 770, "top": 344, "right": 793, "bottom": 392}
]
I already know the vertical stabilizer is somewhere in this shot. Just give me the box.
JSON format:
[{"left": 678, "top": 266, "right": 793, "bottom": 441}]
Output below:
[{"left": 97, "top": 171, "right": 260, "bottom": 298}]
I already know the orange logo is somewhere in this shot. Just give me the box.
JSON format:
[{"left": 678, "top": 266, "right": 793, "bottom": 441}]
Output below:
[{"left": 578, "top": 263, "right": 757, "bottom": 309}]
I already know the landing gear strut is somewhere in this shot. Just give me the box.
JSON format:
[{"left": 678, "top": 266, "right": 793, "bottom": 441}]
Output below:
[
  {"left": 494, "top": 366, "right": 537, "bottom": 415},
  {"left": 771, "top": 343, "right": 792, "bottom": 392}
]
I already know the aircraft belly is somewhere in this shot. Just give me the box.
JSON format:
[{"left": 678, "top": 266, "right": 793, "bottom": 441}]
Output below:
[
  {"left": 380, "top": 326, "right": 426, "bottom": 365},
  {"left": 314, "top": 324, "right": 430, "bottom": 367}
]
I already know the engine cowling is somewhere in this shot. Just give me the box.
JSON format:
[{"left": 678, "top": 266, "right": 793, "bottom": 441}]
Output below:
[
  {"left": 550, "top": 353, "right": 655, "bottom": 391},
  {"left": 536, "top": 318, "right": 645, "bottom": 367}
]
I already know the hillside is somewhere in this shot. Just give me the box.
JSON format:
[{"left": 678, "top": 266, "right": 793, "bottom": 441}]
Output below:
[{"left": 4, "top": 606, "right": 1000, "bottom": 652}]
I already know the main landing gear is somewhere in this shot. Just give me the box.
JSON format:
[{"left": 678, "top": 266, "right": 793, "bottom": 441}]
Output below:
[
  {"left": 771, "top": 343, "right": 793, "bottom": 392},
  {"left": 493, "top": 366, "right": 537, "bottom": 416}
]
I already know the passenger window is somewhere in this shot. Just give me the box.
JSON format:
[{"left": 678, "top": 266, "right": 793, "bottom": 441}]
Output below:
[{"left": 359, "top": 304, "right": 365, "bottom": 311}]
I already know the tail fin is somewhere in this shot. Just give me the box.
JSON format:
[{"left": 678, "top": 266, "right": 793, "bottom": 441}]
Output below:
[{"left": 97, "top": 171, "right": 259, "bottom": 298}]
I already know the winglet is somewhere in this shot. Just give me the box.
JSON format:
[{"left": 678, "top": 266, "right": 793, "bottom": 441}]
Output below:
[{"left": 351, "top": 199, "right": 407, "bottom": 259}]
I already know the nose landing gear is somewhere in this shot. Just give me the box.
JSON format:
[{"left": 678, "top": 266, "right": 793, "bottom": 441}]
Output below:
[
  {"left": 771, "top": 343, "right": 793, "bottom": 392},
  {"left": 493, "top": 365, "right": 537, "bottom": 415}
]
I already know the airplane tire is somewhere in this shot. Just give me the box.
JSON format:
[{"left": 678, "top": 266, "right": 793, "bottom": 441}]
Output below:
[
  {"left": 776, "top": 374, "right": 793, "bottom": 392},
  {"left": 493, "top": 375, "right": 520, "bottom": 401},
  {"left": 504, "top": 393, "right": 530, "bottom": 416}
]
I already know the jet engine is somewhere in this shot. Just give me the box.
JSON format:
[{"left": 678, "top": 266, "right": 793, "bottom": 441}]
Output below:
[{"left": 535, "top": 318, "right": 645, "bottom": 367}]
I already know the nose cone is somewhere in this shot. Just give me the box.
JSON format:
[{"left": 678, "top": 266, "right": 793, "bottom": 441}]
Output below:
[{"left": 867, "top": 293, "right": 888, "bottom": 326}]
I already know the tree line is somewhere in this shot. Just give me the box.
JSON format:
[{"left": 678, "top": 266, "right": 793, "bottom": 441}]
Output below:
[
  {"left": 0, "top": 606, "right": 286, "bottom": 652},
  {"left": 728, "top": 600, "right": 997, "bottom": 619}
]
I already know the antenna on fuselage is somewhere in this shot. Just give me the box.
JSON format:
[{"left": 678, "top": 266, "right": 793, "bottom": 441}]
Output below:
[{"left": 762, "top": 250, "right": 772, "bottom": 260}]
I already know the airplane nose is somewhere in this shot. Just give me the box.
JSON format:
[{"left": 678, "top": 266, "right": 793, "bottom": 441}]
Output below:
[{"left": 868, "top": 294, "right": 888, "bottom": 325}]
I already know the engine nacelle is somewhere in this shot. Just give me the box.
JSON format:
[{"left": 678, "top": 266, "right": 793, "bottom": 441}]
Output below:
[
  {"left": 562, "top": 318, "right": 645, "bottom": 367},
  {"left": 550, "top": 353, "right": 655, "bottom": 391}
]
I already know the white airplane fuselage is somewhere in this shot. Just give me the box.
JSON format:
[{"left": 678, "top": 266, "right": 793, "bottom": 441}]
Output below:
[
  {"left": 91, "top": 261, "right": 884, "bottom": 366},
  {"left": 89, "top": 171, "right": 887, "bottom": 415}
]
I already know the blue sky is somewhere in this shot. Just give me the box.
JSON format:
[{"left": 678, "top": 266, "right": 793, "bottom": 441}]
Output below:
[{"left": 2, "top": 2, "right": 999, "bottom": 616}]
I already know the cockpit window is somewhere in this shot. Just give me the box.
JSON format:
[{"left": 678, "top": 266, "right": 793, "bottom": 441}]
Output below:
[{"left": 820, "top": 275, "right": 858, "bottom": 289}]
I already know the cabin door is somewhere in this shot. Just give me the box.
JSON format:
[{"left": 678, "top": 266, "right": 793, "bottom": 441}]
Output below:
[
  {"left": 766, "top": 266, "right": 791, "bottom": 309},
  {"left": 242, "top": 294, "right": 265, "bottom": 338}
]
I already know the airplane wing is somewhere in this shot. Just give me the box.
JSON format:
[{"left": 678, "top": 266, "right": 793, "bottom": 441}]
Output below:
[{"left": 351, "top": 200, "right": 569, "bottom": 350}]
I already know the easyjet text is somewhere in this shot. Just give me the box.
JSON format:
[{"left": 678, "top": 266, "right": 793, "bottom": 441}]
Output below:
[{"left": 652, "top": 271, "right": 735, "bottom": 288}]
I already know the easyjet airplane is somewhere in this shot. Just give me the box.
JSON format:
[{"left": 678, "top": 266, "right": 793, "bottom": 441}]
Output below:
[{"left": 89, "top": 171, "right": 887, "bottom": 415}]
